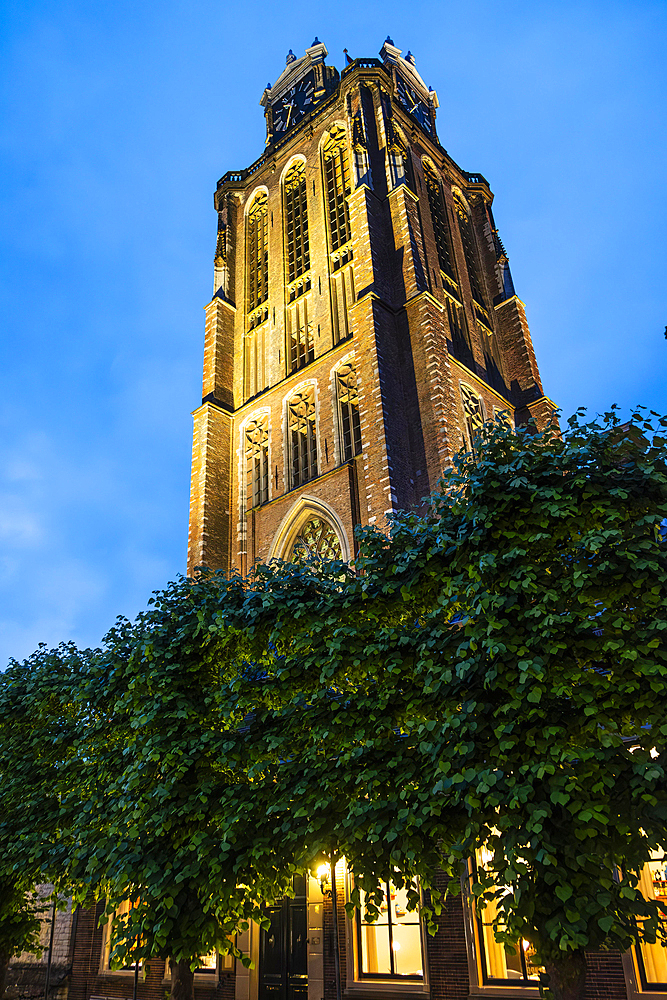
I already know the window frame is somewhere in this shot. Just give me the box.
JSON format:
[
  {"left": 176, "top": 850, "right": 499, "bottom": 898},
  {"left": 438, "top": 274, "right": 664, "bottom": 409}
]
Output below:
[
  {"left": 462, "top": 862, "right": 543, "bottom": 997},
  {"left": 283, "top": 160, "right": 310, "bottom": 288},
  {"left": 335, "top": 360, "right": 362, "bottom": 464},
  {"left": 286, "top": 384, "right": 319, "bottom": 491},
  {"left": 345, "top": 872, "right": 430, "bottom": 998},
  {"left": 244, "top": 414, "right": 270, "bottom": 510}
]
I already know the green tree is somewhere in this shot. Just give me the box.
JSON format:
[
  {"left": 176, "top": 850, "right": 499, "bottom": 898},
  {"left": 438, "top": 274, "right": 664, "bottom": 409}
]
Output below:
[
  {"left": 0, "top": 878, "right": 45, "bottom": 998},
  {"left": 214, "top": 407, "right": 667, "bottom": 1000},
  {"left": 3, "top": 407, "right": 666, "bottom": 1000}
]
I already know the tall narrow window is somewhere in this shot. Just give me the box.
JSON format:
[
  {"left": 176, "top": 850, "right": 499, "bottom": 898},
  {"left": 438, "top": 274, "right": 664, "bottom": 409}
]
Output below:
[
  {"left": 246, "top": 192, "right": 269, "bottom": 317},
  {"left": 446, "top": 298, "right": 471, "bottom": 362},
  {"left": 287, "top": 299, "right": 314, "bottom": 373},
  {"left": 336, "top": 362, "right": 362, "bottom": 462},
  {"left": 322, "top": 126, "right": 351, "bottom": 252},
  {"left": 423, "top": 162, "right": 456, "bottom": 285},
  {"left": 245, "top": 417, "right": 269, "bottom": 508},
  {"left": 284, "top": 161, "right": 310, "bottom": 286},
  {"left": 461, "top": 383, "right": 485, "bottom": 455},
  {"left": 455, "top": 198, "right": 486, "bottom": 309},
  {"left": 635, "top": 849, "right": 667, "bottom": 988},
  {"left": 471, "top": 851, "right": 546, "bottom": 983},
  {"left": 288, "top": 387, "right": 317, "bottom": 489}
]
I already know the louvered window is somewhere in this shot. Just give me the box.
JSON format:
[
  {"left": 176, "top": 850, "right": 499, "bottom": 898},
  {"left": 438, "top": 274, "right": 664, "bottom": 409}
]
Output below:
[
  {"left": 246, "top": 192, "right": 268, "bottom": 314},
  {"left": 322, "top": 126, "right": 352, "bottom": 252},
  {"left": 284, "top": 161, "right": 310, "bottom": 284},
  {"left": 455, "top": 199, "right": 486, "bottom": 310},
  {"left": 423, "top": 162, "right": 456, "bottom": 285}
]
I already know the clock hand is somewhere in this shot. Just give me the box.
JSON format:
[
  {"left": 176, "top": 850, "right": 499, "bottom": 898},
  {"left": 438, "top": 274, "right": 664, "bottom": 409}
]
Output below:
[{"left": 285, "top": 101, "right": 294, "bottom": 127}]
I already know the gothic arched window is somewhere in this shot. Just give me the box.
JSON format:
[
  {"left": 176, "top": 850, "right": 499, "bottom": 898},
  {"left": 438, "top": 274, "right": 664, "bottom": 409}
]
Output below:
[
  {"left": 322, "top": 126, "right": 351, "bottom": 252},
  {"left": 288, "top": 387, "right": 318, "bottom": 488},
  {"left": 423, "top": 162, "right": 456, "bottom": 285},
  {"left": 460, "top": 383, "right": 485, "bottom": 455},
  {"left": 245, "top": 416, "right": 269, "bottom": 508},
  {"left": 290, "top": 517, "right": 342, "bottom": 562},
  {"left": 336, "top": 361, "right": 362, "bottom": 462},
  {"left": 283, "top": 161, "right": 310, "bottom": 286},
  {"left": 454, "top": 197, "right": 487, "bottom": 310},
  {"left": 246, "top": 191, "right": 268, "bottom": 316}
]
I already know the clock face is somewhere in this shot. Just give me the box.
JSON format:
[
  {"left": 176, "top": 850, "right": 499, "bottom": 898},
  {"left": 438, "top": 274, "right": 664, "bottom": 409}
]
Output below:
[
  {"left": 395, "top": 76, "right": 435, "bottom": 137},
  {"left": 272, "top": 72, "right": 316, "bottom": 136}
]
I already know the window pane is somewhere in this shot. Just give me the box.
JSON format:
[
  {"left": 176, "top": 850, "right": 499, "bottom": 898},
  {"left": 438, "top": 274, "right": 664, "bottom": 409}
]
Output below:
[
  {"left": 360, "top": 923, "right": 391, "bottom": 975},
  {"left": 391, "top": 923, "right": 422, "bottom": 977},
  {"left": 638, "top": 850, "right": 667, "bottom": 984},
  {"left": 197, "top": 951, "right": 217, "bottom": 972}
]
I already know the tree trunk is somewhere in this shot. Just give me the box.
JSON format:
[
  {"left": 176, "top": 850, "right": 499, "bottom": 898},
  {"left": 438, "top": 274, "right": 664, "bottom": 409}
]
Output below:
[
  {"left": 0, "top": 948, "right": 10, "bottom": 998},
  {"left": 170, "top": 959, "right": 195, "bottom": 1000},
  {"left": 544, "top": 950, "right": 587, "bottom": 1000}
]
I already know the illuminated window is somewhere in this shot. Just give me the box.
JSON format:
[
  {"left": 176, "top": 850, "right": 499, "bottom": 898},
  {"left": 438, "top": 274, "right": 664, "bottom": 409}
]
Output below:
[
  {"left": 336, "top": 362, "right": 362, "bottom": 462},
  {"left": 454, "top": 197, "right": 486, "bottom": 310},
  {"left": 288, "top": 387, "right": 317, "bottom": 489},
  {"left": 471, "top": 851, "right": 545, "bottom": 984},
  {"left": 357, "top": 882, "right": 423, "bottom": 980},
  {"left": 100, "top": 899, "right": 141, "bottom": 972},
  {"left": 322, "top": 126, "right": 352, "bottom": 252},
  {"left": 635, "top": 850, "right": 667, "bottom": 989},
  {"left": 284, "top": 161, "right": 310, "bottom": 285},
  {"left": 460, "top": 383, "right": 485, "bottom": 455},
  {"left": 423, "top": 161, "right": 456, "bottom": 285},
  {"left": 245, "top": 417, "right": 269, "bottom": 509},
  {"left": 246, "top": 191, "right": 269, "bottom": 315}
]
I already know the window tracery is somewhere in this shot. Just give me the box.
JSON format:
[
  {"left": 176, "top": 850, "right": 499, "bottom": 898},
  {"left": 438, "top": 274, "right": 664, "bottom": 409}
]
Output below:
[
  {"left": 289, "top": 517, "right": 342, "bottom": 562},
  {"left": 287, "top": 387, "right": 318, "bottom": 488},
  {"left": 461, "top": 383, "right": 485, "bottom": 455},
  {"left": 336, "top": 361, "right": 362, "bottom": 462},
  {"left": 245, "top": 416, "right": 269, "bottom": 509}
]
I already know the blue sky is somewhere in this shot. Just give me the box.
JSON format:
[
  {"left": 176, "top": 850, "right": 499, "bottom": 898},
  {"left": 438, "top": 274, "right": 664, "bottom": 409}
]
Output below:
[{"left": 1, "top": 0, "right": 666, "bottom": 667}]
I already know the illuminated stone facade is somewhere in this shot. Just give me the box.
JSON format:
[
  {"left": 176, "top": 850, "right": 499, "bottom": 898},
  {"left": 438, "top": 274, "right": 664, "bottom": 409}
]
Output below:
[{"left": 187, "top": 39, "right": 554, "bottom": 577}]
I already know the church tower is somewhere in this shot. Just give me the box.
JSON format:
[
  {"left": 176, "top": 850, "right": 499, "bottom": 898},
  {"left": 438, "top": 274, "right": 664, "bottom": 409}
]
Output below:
[{"left": 187, "top": 38, "right": 554, "bottom": 576}]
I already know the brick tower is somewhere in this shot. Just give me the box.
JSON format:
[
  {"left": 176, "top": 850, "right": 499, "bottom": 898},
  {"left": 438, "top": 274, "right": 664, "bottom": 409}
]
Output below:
[{"left": 187, "top": 38, "right": 554, "bottom": 577}]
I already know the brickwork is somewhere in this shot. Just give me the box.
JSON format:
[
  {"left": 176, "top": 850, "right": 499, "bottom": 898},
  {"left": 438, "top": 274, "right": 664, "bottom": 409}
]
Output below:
[
  {"left": 67, "top": 904, "right": 235, "bottom": 1000},
  {"left": 187, "top": 45, "right": 558, "bottom": 577},
  {"left": 427, "top": 891, "right": 470, "bottom": 1000},
  {"left": 61, "top": 34, "right": 634, "bottom": 1000},
  {"left": 7, "top": 889, "right": 75, "bottom": 1000},
  {"left": 584, "top": 953, "right": 629, "bottom": 1000}
]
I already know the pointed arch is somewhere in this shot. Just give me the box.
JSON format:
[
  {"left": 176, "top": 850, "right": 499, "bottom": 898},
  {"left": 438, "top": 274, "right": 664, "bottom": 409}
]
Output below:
[
  {"left": 269, "top": 494, "right": 351, "bottom": 562},
  {"left": 282, "top": 157, "right": 310, "bottom": 286},
  {"left": 321, "top": 123, "right": 352, "bottom": 251}
]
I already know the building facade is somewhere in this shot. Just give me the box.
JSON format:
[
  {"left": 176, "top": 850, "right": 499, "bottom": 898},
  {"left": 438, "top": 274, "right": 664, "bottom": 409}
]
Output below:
[
  {"left": 59, "top": 37, "right": 666, "bottom": 1000},
  {"left": 186, "top": 38, "right": 553, "bottom": 579}
]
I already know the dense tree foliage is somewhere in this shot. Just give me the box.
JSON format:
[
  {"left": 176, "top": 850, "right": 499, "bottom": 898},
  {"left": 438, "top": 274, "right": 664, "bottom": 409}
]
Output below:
[{"left": 2, "top": 407, "right": 666, "bottom": 1000}]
